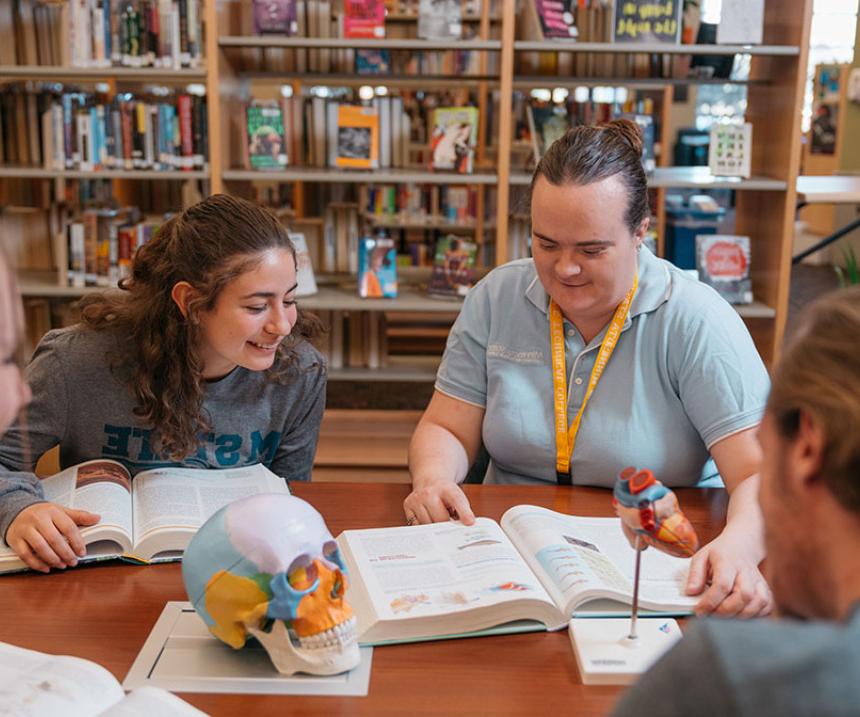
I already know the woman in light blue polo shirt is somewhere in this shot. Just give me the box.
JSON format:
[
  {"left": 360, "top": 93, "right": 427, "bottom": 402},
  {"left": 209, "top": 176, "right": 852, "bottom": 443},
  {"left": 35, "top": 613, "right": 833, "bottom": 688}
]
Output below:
[{"left": 404, "top": 119, "right": 772, "bottom": 618}]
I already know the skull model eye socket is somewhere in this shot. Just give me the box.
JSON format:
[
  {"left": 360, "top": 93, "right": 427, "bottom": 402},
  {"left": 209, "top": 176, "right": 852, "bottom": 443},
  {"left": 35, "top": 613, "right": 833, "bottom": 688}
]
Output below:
[
  {"left": 330, "top": 571, "right": 345, "bottom": 599},
  {"left": 287, "top": 555, "right": 318, "bottom": 589},
  {"left": 322, "top": 540, "right": 347, "bottom": 572}
]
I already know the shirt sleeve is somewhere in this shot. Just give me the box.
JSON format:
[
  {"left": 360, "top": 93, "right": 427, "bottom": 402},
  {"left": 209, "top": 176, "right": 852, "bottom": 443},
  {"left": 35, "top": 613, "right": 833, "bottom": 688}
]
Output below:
[
  {"left": 434, "top": 281, "right": 492, "bottom": 408},
  {"left": 0, "top": 334, "right": 70, "bottom": 538},
  {"left": 271, "top": 355, "right": 327, "bottom": 483},
  {"left": 610, "top": 622, "right": 739, "bottom": 717},
  {"left": 669, "top": 293, "right": 770, "bottom": 449}
]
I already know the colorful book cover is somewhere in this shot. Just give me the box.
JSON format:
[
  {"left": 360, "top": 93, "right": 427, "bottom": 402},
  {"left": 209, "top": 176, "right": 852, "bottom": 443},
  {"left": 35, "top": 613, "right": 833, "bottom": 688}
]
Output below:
[
  {"left": 251, "top": 0, "right": 298, "bottom": 35},
  {"left": 430, "top": 106, "right": 478, "bottom": 174},
  {"left": 427, "top": 235, "right": 478, "bottom": 298},
  {"left": 355, "top": 48, "right": 392, "bottom": 74},
  {"left": 695, "top": 235, "right": 753, "bottom": 305},
  {"left": 246, "top": 102, "right": 288, "bottom": 170},
  {"left": 344, "top": 0, "right": 385, "bottom": 39},
  {"left": 530, "top": 103, "right": 569, "bottom": 157},
  {"left": 534, "top": 0, "right": 578, "bottom": 39},
  {"left": 708, "top": 122, "right": 752, "bottom": 178},
  {"left": 613, "top": 0, "right": 682, "bottom": 44},
  {"left": 336, "top": 105, "right": 380, "bottom": 169},
  {"left": 358, "top": 236, "right": 398, "bottom": 298},
  {"left": 417, "top": 0, "right": 462, "bottom": 40}
]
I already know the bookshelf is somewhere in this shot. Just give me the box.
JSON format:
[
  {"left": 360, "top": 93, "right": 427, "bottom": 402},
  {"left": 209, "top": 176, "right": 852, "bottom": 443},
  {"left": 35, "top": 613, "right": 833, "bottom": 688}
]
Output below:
[{"left": 3, "top": 0, "right": 813, "bottom": 371}]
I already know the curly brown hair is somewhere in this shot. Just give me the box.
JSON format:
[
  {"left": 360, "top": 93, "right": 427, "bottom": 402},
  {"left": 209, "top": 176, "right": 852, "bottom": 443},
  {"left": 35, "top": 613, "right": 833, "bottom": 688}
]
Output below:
[{"left": 77, "top": 194, "right": 322, "bottom": 460}]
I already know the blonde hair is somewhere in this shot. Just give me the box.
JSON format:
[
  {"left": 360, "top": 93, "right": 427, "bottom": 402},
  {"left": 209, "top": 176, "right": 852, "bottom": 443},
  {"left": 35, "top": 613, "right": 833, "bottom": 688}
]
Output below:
[{"left": 768, "top": 286, "right": 860, "bottom": 511}]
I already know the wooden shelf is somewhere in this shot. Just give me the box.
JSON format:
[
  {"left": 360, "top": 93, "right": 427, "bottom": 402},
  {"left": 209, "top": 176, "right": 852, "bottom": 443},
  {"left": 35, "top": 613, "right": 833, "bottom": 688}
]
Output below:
[
  {"left": 329, "top": 356, "right": 440, "bottom": 382},
  {"left": 509, "top": 166, "right": 788, "bottom": 190},
  {"left": 223, "top": 168, "right": 499, "bottom": 185},
  {"left": 512, "top": 41, "right": 800, "bottom": 56},
  {"left": 512, "top": 76, "right": 768, "bottom": 90},
  {"left": 239, "top": 72, "right": 498, "bottom": 87},
  {"left": 219, "top": 36, "right": 502, "bottom": 51},
  {"left": 0, "top": 167, "right": 209, "bottom": 180},
  {"left": 300, "top": 286, "right": 465, "bottom": 313},
  {"left": 0, "top": 65, "right": 206, "bottom": 81}
]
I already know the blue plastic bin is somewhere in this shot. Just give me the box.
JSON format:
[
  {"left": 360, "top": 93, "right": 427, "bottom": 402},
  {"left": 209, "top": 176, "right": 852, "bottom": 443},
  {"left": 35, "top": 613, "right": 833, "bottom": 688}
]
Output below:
[{"left": 664, "top": 204, "right": 725, "bottom": 270}]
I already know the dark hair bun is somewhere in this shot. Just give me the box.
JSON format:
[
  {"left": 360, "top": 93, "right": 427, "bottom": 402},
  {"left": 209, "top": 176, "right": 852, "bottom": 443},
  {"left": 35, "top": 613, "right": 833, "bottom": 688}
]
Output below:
[{"left": 603, "top": 118, "right": 644, "bottom": 157}]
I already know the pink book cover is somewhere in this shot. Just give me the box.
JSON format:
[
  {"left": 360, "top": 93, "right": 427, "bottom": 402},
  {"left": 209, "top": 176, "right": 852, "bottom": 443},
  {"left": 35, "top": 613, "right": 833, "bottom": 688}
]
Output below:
[{"left": 344, "top": 0, "right": 385, "bottom": 39}]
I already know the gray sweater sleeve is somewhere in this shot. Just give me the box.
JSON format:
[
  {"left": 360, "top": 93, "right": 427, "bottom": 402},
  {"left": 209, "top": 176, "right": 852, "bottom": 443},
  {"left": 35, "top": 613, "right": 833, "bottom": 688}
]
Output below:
[
  {"left": 0, "top": 334, "right": 69, "bottom": 538},
  {"left": 270, "top": 353, "right": 327, "bottom": 482}
]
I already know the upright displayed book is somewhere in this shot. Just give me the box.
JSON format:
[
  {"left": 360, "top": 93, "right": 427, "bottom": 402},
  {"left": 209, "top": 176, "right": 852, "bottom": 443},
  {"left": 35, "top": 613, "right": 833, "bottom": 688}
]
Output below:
[
  {"left": 288, "top": 231, "right": 319, "bottom": 296},
  {"left": 613, "top": 0, "right": 682, "bottom": 44},
  {"left": 427, "top": 235, "right": 478, "bottom": 298},
  {"left": 0, "top": 460, "right": 289, "bottom": 574},
  {"left": 344, "top": 0, "right": 385, "bottom": 39},
  {"left": 246, "top": 101, "right": 288, "bottom": 170},
  {"left": 527, "top": 103, "right": 569, "bottom": 161},
  {"left": 252, "top": 0, "right": 299, "bottom": 34},
  {"left": 696, "top": 234, "right": 753, "bottom": 305},
  {"left": 337, "top": 505, "right": 697, "bottom": 645},
  {"left": 335, "top": 105, "right": 380, "bottom": 169},
  {"left": 716, "top": 0, "right": 764, "bottom": 44},
  {"left": 528, "top": 0, "right": 578, "bottom": 39},
  {"left": 619, "top": 112, "right": 656, "bottom": 174},
  {"left": 430, "top": 106, "right": 479, "bottom": 174},
  {"left": 708, "top": 122, "right": 752, "bottom": 178},
  {"left": 417, "top": 0, "right": 462, "bottom": 40},
  {"left": 358, "top": 235, "right": 398, "bottom": 298},
  {"left": 0, "top": 641, "right": 205, "bottom": 716}
]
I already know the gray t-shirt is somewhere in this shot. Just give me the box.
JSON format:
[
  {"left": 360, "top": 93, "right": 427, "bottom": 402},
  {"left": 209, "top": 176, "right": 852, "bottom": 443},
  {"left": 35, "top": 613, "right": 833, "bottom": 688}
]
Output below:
[
  {"left": 611, "top": 606, "right": 860, "bottom": 717},
  {"left": 0, "top": 326, "right": 326, "bottom": 538}
]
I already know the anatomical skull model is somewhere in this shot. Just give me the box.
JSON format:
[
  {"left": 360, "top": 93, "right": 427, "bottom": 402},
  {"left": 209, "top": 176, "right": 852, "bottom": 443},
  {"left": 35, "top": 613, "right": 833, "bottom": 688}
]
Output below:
[{"left": 182, "top": 493, "right": 360, "bottom": 676}]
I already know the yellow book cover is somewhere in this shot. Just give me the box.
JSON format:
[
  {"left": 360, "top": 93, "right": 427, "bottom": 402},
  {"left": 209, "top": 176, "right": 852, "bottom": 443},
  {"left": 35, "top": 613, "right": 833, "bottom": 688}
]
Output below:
[{"left": 335, "top": 105, "right": 379, "bottom": 169}]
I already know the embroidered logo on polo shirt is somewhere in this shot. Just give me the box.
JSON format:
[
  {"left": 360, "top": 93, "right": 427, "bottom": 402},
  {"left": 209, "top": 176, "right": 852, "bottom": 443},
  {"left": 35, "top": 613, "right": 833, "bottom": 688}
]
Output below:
[{"left": 486, "top": 344, "right": 544, "bottom": 364}]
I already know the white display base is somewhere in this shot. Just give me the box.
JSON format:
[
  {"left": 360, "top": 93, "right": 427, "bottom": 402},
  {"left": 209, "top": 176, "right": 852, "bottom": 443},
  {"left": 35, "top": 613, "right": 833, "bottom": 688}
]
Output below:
[
  {"left": 568, "top": 618, "right": 682, "bottom": 685},
  {"left": 123, "top": 602, "right": 373, "bottom": 696}
]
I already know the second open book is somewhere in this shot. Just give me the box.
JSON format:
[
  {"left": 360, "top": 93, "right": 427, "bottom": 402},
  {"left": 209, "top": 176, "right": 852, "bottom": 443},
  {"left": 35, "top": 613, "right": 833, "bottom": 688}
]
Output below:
[
  {"left": 0, "top": 459, "right": 288, "bottom": 574},
  {"left": 338, "top": 505, "right": 699, "bottom": 645}
]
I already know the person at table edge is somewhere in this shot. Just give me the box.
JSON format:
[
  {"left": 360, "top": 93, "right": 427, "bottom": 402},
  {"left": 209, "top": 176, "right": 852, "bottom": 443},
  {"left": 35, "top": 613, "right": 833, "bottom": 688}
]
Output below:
[{"left": 404, "top": 120, "right": 771, "bottom": 617}]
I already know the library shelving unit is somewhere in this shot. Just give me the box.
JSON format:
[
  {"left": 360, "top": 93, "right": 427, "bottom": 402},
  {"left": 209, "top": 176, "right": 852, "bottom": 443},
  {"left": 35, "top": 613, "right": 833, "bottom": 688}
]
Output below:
[{"left": 9, "top": 0, "right": 813, "bottom": 372}]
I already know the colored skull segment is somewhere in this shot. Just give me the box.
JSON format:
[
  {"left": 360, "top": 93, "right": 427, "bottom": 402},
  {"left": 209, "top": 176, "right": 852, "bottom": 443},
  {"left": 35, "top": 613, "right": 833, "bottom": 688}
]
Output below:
[
  {"left": 181, "top": 493, "right": 360, "bottom": 676},
  {"left": 612, "top": 467, "right": 700, "bottom": 558}
]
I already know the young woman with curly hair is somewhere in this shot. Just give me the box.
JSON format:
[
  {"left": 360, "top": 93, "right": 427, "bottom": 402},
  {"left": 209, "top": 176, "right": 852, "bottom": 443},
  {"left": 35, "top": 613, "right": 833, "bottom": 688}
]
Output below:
[{"left": 0, "top": 194, "right": 326, "bottom": 572}]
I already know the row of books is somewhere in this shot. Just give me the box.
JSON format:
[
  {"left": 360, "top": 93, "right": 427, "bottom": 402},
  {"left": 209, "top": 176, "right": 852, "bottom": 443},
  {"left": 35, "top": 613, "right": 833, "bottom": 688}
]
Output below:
[
  {"left": 0, "top": 83, "right": 208, "bottom": 172},
  {"left": 1, "top": 0, "right": 203, "bottom": 68},
  {"left": 242, "top": 96, "right": 478, "bottom": 173},
  {"left": 62, "top": 207, "right": 163, "bottom": 287},
  {"left": 252, "top": 0, "right": 476, "bottom": 41},
  {"left": 365, "top": 184, "right": 479, "bottom": 225}
]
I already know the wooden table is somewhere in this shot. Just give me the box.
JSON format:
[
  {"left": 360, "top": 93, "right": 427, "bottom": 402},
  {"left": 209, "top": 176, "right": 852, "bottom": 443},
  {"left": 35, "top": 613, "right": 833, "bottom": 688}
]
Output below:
[{"left": 0, "top": 483, "right": 728, "bottom": 716}]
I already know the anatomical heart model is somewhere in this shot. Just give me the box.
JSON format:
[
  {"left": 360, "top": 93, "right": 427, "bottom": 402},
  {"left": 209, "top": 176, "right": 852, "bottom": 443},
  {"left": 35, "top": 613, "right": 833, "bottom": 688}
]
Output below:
[
  {"left": 182, "top": 494, "right": 360, "bottom": 676},
  {"left": 612, "top": 466, "right": 700, "bottom": 558}
]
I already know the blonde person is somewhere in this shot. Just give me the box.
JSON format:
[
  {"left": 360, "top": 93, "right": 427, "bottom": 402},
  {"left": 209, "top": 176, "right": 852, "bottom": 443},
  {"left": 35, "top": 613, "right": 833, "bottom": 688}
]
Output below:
[
  {"left": 612, "top": 287, "right": 860, "bottom": 717},
  {"left": 0, "top": 194, "right": 326, "bottom": 573},
  {"left": 405, "top": 120, "right": 771, "bottom": 617}
]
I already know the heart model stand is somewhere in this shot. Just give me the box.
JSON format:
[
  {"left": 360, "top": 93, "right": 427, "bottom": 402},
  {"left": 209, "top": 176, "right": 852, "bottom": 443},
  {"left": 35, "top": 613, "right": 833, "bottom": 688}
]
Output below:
[{"left": 568, "top": 467, "right": 699, "bottom": 685}]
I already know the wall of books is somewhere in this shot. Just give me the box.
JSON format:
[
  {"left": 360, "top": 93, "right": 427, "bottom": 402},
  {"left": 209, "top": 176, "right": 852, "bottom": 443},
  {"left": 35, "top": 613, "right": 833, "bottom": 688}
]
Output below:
[{"left": 2, "top": 0, "right": 812, "bottom": 374}]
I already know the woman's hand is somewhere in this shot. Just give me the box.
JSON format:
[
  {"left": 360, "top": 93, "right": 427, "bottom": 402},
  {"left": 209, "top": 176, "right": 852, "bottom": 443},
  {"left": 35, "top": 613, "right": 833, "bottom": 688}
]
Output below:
[
  {"left": 6, "top": 503, "right": 100, "bottom": 573},
  {"left": 403, "top": 477, "right": 476, "bottom": 526},
  {"left": 685, "top": 525, "right": 772, "bottom": 618}
]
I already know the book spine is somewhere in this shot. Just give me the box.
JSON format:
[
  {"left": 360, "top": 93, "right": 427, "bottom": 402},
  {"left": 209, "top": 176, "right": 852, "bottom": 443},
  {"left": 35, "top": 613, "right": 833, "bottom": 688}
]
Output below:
[{"left": 178, "top": 93, "right": 193, "bottom": 169}]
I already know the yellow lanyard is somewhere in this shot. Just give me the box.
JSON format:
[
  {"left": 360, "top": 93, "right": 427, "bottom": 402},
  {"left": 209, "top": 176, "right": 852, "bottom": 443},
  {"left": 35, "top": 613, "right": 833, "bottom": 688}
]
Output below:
[{"left": 550, "top": 274, "right": 638, "bottom": 484}]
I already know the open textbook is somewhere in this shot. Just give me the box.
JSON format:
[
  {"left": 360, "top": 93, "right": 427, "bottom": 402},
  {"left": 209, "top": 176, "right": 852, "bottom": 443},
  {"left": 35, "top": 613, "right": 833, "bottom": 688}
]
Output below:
[
  {"left": 0, "top": 459, "right": 289, "bottom": 574},
  {"left": 337, "top": 505, "right": 698, "bottom": 645},
  {"left": 0, "top": 640, "right": 206, "bottom": 716}
]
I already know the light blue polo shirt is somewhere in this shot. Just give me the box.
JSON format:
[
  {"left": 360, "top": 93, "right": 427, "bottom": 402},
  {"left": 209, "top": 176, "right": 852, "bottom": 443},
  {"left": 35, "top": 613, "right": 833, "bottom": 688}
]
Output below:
[{"left": 435, "top": 247, "right": 770, "bottom": 487}]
